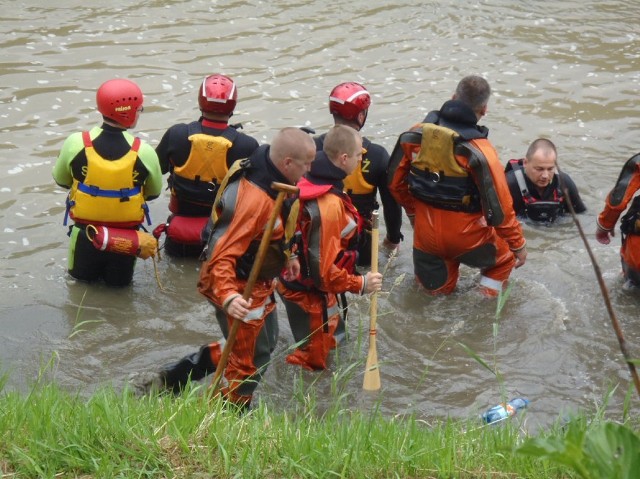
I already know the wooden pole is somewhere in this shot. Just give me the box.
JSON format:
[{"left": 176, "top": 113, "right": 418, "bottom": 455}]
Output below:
[
  {"left": 210, "top": 181, "right": 299, "bottom": 394},
  {"left": 363, "top": 210, "right": 381, "bottom": 391},
  {"left": 557, "top": 166, "right": 640, "bottom": 398}
]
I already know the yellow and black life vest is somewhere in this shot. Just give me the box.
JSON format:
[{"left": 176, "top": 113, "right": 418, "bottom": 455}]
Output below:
[
  {"left": 170, "top": 124, "right": 238, "bottom": 207},
  {"left": 67, "top": 131, "right": 148, "bottom": 227},
  {"left": 407, "top": 123, "right": 482, "bottom": 213}
]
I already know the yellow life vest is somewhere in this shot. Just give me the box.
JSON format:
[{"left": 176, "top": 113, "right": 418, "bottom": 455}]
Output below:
[
  {"left": 343, "top": 161, "right": 374, "bottom": 196},
  {"left": 412, "top": 123, "right": 466, "bottom": 177},
  {"left": 69, "top": 131, "right": 146, "bottom": 226},
  {"left": 173, "top": 132, "right": 233, "bottom": 185},
  {"left": 407, "top": 123, "right": 481, "bottom": 212}
]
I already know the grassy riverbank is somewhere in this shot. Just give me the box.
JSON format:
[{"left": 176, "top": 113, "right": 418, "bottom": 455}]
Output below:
[{"left": 1, "top": 373, "right": 638, "bottom": 479}]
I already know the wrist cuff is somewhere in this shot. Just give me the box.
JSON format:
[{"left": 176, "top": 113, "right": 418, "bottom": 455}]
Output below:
[
  {"left": 596, "top": 219, "right": 612, "bottom": 232},
  {"left": 222, "top": 293, "right": 242, "bottom": 313},
  {"left": 511, "top": 243, "right": 526, "bottom": 253}
]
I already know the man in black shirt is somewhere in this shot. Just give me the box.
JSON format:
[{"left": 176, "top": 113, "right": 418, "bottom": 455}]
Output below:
[
  {"left": 505, "top": 138, "right": 586, "bottom": 224},
  {"left": 155, "top": 74, "right": 259, "bottom": 257},
  {"left": 314, "top": 82, "right": 403, "bottom": 266}
]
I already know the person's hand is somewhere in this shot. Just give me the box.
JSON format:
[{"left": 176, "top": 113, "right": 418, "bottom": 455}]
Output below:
[
  {"left": 595, "top": 225, "right": 613, "bottom": 245},
  {"left": 382, "top": 237, "right": 400, "bottom": 255},
  {"left": 407, "top": 213, "right": 415, "bottom": 228},
  {"left": 364, "top": 271, "right": 383, "bottom": 294},
  {"left": 226, "top": 295, "right": 253, "bottom": 322},
  {"left": 513, "top": 246, "right": 527, "bottom": 269},
  {"left": 281, "top": 256, "right": 300, "bottom": 281}
]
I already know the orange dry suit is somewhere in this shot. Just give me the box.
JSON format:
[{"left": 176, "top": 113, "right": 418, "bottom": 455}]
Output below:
[
  {"left": 388, "top": 100, "right": 525, "bottom": 294},
  {"left": 66, "top": 131, "right": 150, "bottom": 227},
  {"left": 597, "top": 153, "right": 640, "bottom": 286},
  {"left": 314, "top": 134, "right": 404, "bottom": 266},
  {"left": 277, "top": 151, "right": 364, "bottom": 371},
  {"left": 196, "top": 145, "right": 297, "bottom": 406}
]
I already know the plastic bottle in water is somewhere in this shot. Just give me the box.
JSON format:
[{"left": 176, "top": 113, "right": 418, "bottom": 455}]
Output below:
[{"left": 481, "top": 398, "right": 530, "bottom": 424}]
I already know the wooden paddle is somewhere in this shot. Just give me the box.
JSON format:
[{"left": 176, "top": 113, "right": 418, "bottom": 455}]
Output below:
[
  {"left": 210, "top": 181, "right": 299, "bottom": 394},
  {"left": 363, "top": 210, "right": 381, "bottom": 391}
]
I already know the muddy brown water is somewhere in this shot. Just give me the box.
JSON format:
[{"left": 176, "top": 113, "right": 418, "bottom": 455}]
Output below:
[{"left": 1, "top": 0, "right": 639, "bottom": 430}]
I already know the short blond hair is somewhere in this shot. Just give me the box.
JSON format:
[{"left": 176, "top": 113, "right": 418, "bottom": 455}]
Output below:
[{"left": 323, "top": 124, "right": 360, "bottom": 162}]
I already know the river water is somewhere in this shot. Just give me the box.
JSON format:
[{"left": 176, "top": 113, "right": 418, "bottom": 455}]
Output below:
[{"left": 2, "top": 0, "right": 639, "bottom": 430}]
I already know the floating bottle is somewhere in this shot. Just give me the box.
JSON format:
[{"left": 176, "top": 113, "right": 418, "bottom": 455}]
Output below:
[{"left": 481, "top": 397, "right": 530, "bottom": 424}]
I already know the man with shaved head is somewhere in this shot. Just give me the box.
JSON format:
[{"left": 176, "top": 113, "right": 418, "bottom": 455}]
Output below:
[
  {"left": 151, "top": 127, "right": 316, "bottom": 410},
  {"left": 505, "top": 138, "right": 586, "bottom": 223}
]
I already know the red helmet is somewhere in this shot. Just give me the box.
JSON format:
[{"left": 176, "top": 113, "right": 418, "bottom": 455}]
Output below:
[
  {"left": 198, "top": 74, "right": 237, "bottom": 115},
  {"left": 96, "top": 79, "right": 143, "bottom": 128},
  {"left": 329, "top": 82, "right": 371, "bottom": 121}
]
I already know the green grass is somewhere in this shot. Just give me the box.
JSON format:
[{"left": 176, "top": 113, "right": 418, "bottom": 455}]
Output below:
[{"left": 4, "top": 371, "right": 637, "bottom": 479}]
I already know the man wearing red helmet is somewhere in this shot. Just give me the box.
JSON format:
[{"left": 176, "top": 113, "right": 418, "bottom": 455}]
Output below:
[
  {"left": 52, "top": 78, "right": 162, "bottom": 287},
  {"left": 314, "top": 82, "right": 403, "bottom": 267},
  {"left": 389, "top": 75, "right": 527, "bottom": 297},
  {"left": 154, "top": 74, "right": 260, "bottom": 257}
]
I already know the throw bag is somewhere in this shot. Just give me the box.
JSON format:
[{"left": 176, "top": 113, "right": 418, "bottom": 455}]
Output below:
[{"left": 86, "top": 225, "right": 158, "bottom": 259}]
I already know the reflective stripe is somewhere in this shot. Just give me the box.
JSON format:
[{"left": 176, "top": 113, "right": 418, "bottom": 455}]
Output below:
[
  {"left": 479, "top": 275, "right": 503, "bottom": 292},
  {"left": 98, "top": 227, "right": 109, "bottom": 251},
  {"left": 329, "top": 89, "right": 369, "bottom": 105},
  {"left": 244, "top": 294, "right": 273, "bottom": 322},
  {"left": 341, "top": 218, "right": 357, "bottom": 238},
  {"left": 327, "top": 303, "right": 340, "bottom": 318}
]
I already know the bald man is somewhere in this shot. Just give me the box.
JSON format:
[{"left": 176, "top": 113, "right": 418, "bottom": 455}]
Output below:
[
  {"left": 505, "top": 138, "right": 586, "bottom": 223},
  {"left": 152, "top": 128, "right": 316, "bottom": 410}
]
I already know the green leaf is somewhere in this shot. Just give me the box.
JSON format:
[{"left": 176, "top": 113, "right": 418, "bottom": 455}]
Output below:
[
  {"left": 495, "top": 281, "right": 512, "bottom": 320},
  {"left": 583, "top": 422, "right": 640, "bottom": 479},
  {"left": 458, "top": 342, "right": 499, "bottom": 379},
  {"left": 517, "top": 421, "right": 640, "bottom": 479}
]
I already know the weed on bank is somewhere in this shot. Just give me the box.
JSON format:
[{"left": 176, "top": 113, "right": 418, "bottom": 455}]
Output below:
[{"left": 1, "top": 376, "right": 638, "bottom": 479}]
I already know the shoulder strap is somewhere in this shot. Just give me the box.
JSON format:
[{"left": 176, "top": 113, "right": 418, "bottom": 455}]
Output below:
[
  {"left": 210, "top": 158, "right": 249, "bottom": 223},
  {"left": 513, "top": 168, "right": 530, "bottom": 200},
  {"left": 610, "top": 153, "right": 640, "bottom": 206},
  {"left": 82, "top": 131, "right": 92, "bottom": 148},
  {"left": 130, "top": 137, "right": 141, "bottom": 153},
  {"left": 387, "top": 129, "right": 422, "bottom": 185}
]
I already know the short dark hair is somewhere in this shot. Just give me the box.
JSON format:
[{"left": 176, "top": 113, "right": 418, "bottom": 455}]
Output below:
[
  {"left": 455, "top": 75, "right": 491, "bottom": 114},
  {"left": 526, "top": 138, "right": 557, "bottom": 161}
]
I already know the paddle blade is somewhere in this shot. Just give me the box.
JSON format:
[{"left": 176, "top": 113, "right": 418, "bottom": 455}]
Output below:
[{"left": 363, "top": 339, "right": 381, "bottom": 391}]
